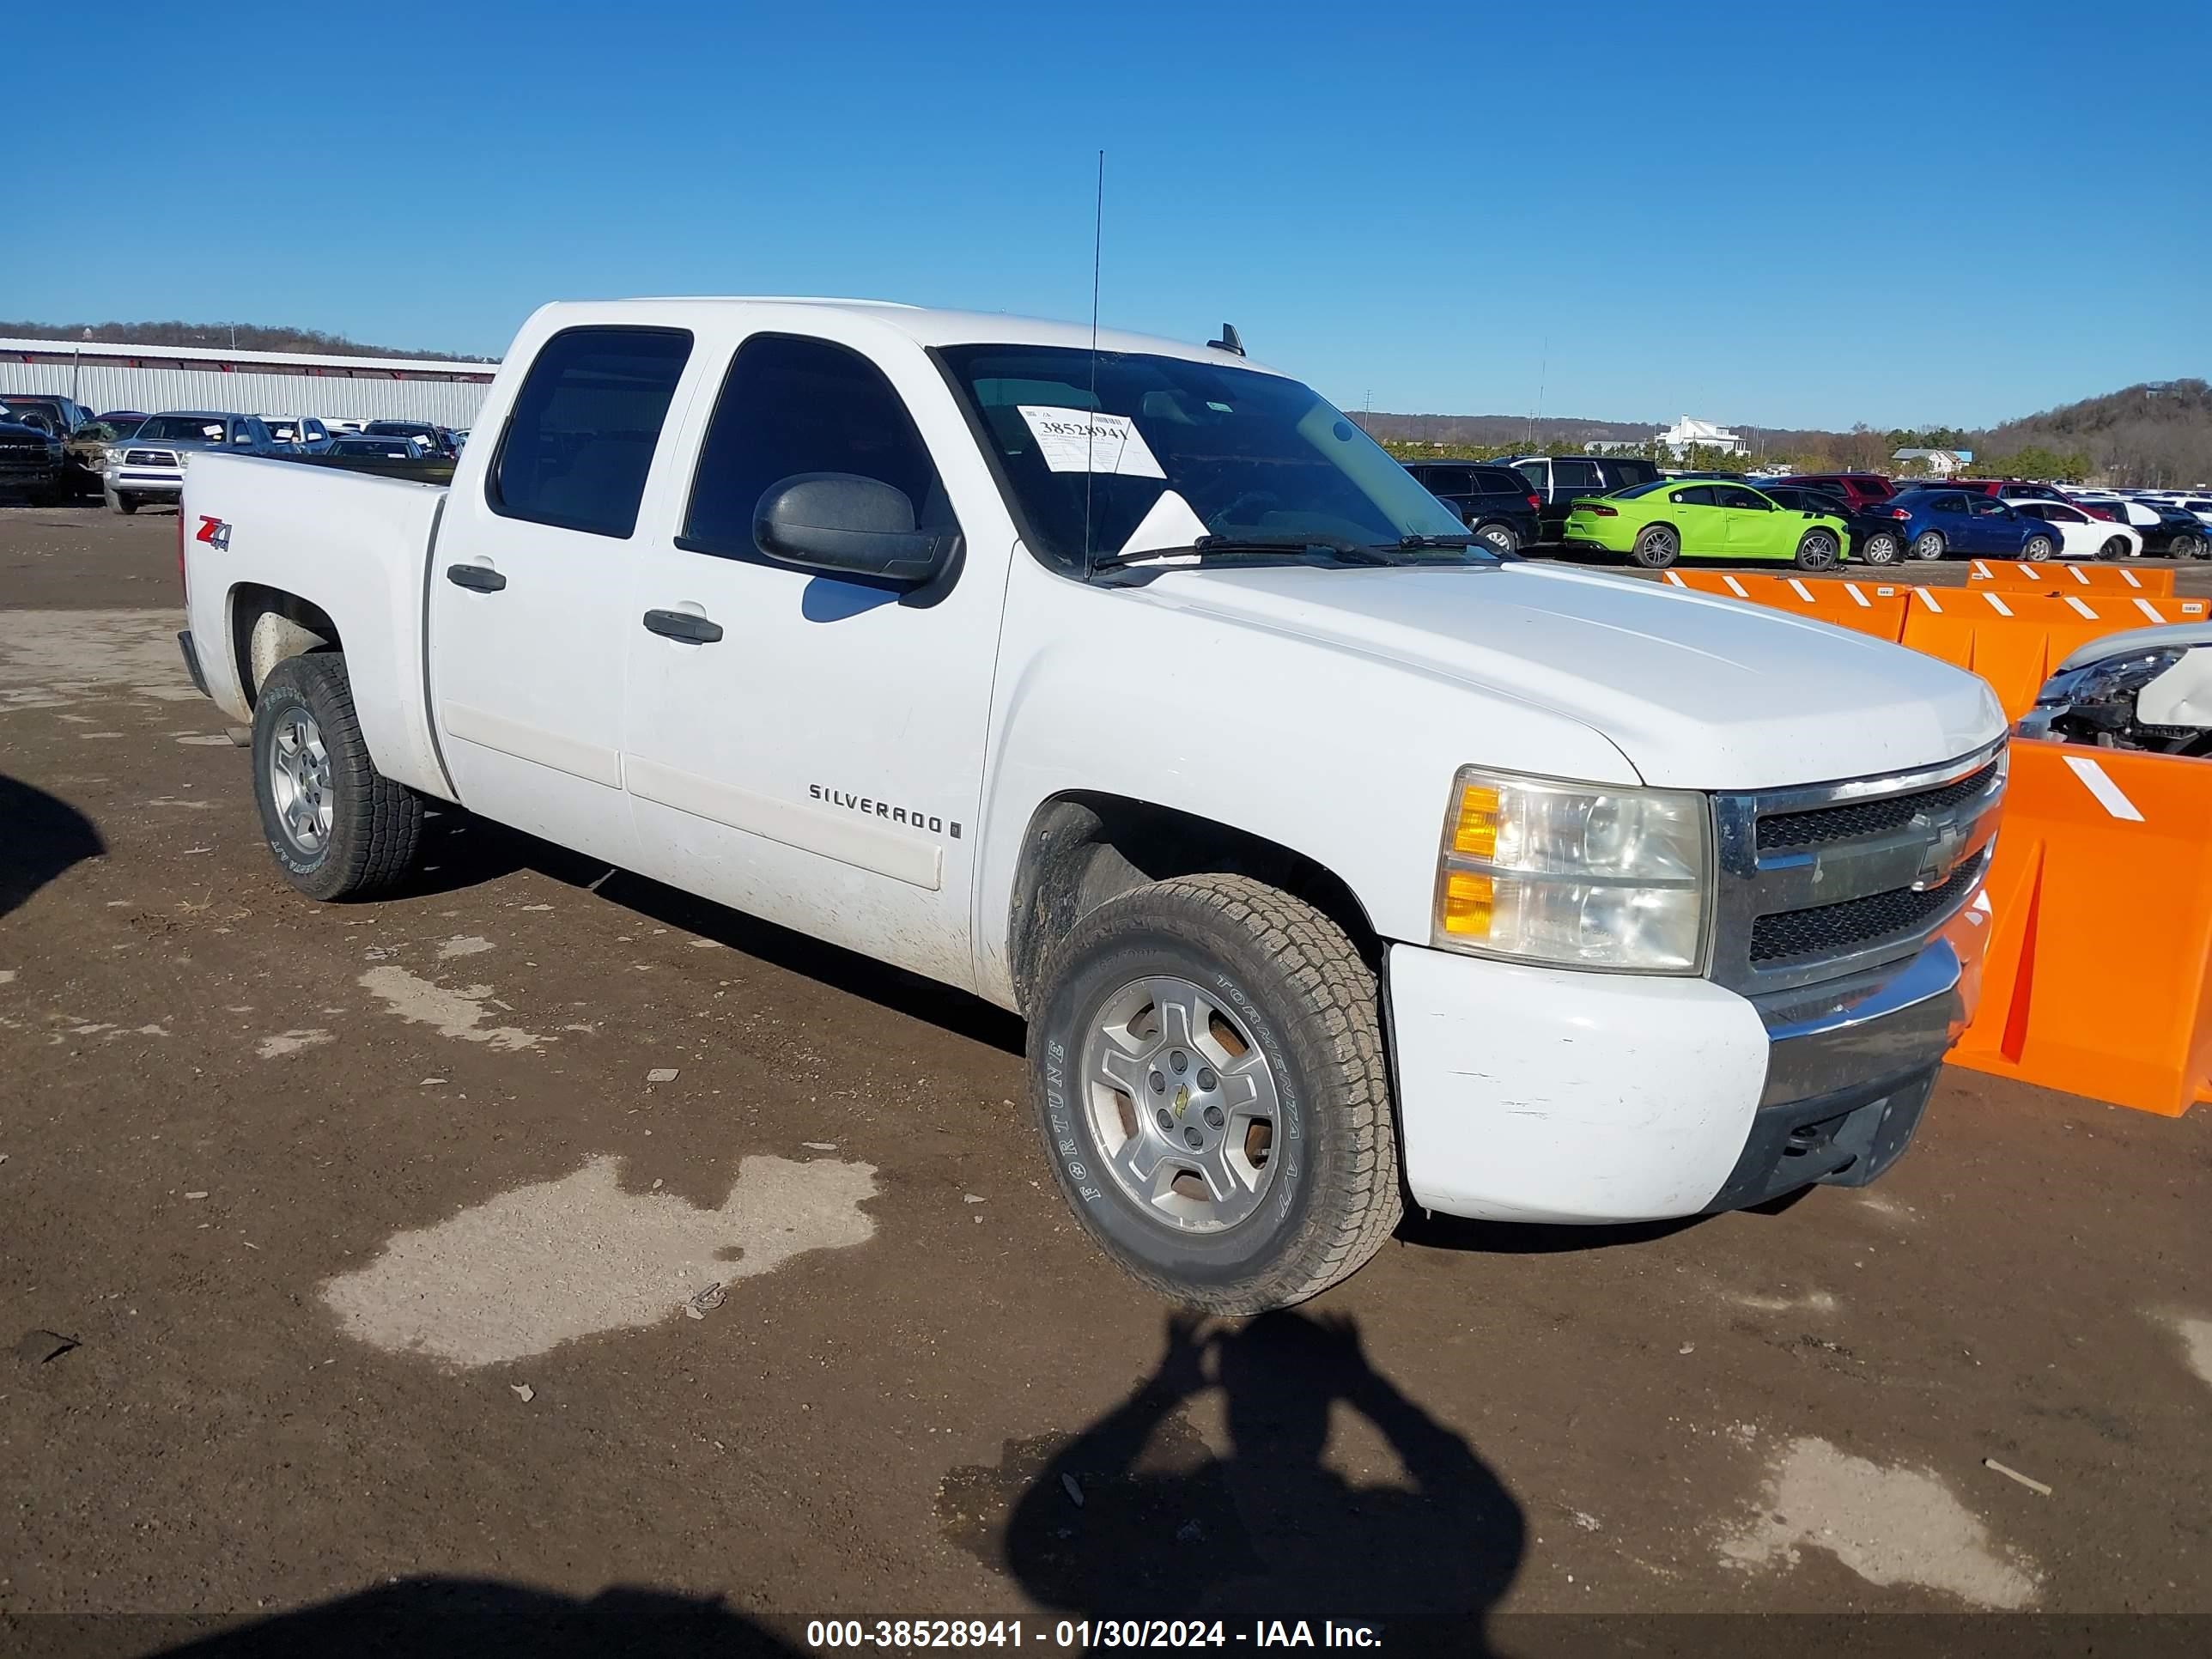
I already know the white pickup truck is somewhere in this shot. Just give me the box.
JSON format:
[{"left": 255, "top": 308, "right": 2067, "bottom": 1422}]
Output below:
[{"left": 178, "top": 298, "right": 2006, "bottom": 1310}]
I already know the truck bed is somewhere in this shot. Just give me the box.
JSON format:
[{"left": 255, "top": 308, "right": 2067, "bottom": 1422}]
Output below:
[{"left": 180, "top": 450, "right": 456, "bottom": 804}]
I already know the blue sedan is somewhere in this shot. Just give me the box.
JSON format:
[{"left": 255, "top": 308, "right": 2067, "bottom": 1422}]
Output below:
[{"left": 1879, "top": 488, "right": 2062, "bottom": 562}]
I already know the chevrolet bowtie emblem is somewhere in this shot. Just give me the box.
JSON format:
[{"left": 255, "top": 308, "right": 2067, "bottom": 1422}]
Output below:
[{"left": 1172, "top": 1085, "right": 1190, "bottom": 1118}]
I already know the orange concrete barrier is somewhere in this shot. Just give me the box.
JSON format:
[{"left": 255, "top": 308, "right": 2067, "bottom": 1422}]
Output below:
[
  {"left": 1951, "top": 741, "right": 2212, "bottom": 1115},
  {"left": 1899, "top": 587, "right": 2212, "bottom": 720},
  {"left": 1659, "top": 569, "right": 1910, "bottom": 641},
  {"left": 1966, "top": 557, "right": 2176, "bottom": 598}
]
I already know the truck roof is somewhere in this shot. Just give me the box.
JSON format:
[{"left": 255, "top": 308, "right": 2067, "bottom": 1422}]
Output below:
[{"left": 531, "top": 297, "right": 1285, "bottom": 374}]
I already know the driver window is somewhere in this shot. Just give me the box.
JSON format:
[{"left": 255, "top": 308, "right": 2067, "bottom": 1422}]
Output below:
[{"left": 680, "top": 333, "right": 957, "bottom": 563}]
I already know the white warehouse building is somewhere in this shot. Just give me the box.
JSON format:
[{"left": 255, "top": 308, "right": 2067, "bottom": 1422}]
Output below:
[
  {"left": 1656, "top": 416, "right": 1747, "bottom": 457},
  {"left": 0, "top": 337, "right": 498, "bottom": 428}
]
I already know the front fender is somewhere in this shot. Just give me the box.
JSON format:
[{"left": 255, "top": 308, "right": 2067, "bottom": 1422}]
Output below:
[{"left": 969, "top": 568, "right": 1638, "bottom": 1006}]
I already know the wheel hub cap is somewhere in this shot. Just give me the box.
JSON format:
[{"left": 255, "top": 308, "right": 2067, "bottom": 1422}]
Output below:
[
  {"left": 1079, "top": 975, "right": 1281, "bottom": 1232},
  {"left": 269, "top": 711, "right": 334, "bottom": 854}
]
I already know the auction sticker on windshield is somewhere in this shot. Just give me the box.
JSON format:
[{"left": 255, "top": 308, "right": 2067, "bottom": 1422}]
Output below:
[{"left": 1017, "top": 406, "right": 1167, "bottom": 478}]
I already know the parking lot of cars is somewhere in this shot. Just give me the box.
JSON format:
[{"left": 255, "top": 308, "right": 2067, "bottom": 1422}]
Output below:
[
  {"left": 0, "top": 397, "right": 466, "bottom": 515},
  {"left": 7, "top": 389, "right": 2203, "bottom": 587},
  {"left": 1399, "top": 452, "right": 2212, "bottom": 568}
]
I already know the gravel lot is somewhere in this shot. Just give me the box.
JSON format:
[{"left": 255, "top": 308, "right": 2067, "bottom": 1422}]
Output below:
[{"left": 3, "top": 503, "right": 2209, "bottom": 1653}]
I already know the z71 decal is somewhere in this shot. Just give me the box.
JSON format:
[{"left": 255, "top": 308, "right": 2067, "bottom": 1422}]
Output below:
[{"left": 195, "top": 516, "right": 232, "bottom": 550}]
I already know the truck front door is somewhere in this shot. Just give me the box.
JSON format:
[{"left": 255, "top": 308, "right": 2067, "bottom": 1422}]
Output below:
[
  {"left": 428, "top": 324, "right": 698, "bottom": 866},
  {"left": 618, "top": 326, "right": 1003, "bottom": 989}
]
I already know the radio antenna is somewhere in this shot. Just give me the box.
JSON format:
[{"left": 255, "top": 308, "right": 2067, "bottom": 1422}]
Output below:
[{"left": 1083, "top": 149, "right": 1104, "bottom": 574}]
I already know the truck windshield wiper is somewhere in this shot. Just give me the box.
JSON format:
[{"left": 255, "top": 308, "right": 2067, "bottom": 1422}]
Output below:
[
  {"left": 1091, "top": 534, "right": 1402, "bottom": 575},
  {"left": 1391, "top": 532, "right": 1483, "bottom": 551}
]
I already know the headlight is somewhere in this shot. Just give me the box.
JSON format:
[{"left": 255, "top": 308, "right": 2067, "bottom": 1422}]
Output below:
[
  {"left": 2034, "top": 647, "right": 2185, "bottom": 710},
  {"left": 1432, "top": 768, "right": 1711, "bottom": 973}
]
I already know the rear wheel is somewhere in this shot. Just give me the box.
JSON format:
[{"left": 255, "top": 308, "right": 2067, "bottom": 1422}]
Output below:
[
  {"left": 1028, "top": 874, "right": 1401, "bottom": 1313},
  {"left": 1794, "top": 529, "right": 1840, "bottom": 571},
  {"left": 252, "top": 653, "right": 424, "bottom": 902},
  {"left": 2022, "top": 533, "right": 2055, "bottom": 562},
  {"left": 1472, "top": 521, "right": 1519, "bottom": 557},
  {"left": 1910, "top": 530, "right": 1947, "bottom": 562},
  {"left": 1858, "top": 530, "right": 1901, "bottom": 566},
  {"left": 1632, "top": 524, "right": 1680, "bottom": 568}
]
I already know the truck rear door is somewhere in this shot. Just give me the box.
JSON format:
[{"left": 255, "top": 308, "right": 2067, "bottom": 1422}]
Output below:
[
  {"left": 427, "top": 324, "right": 696, "bottom": 865},
  {"left": 617, "top": 325, "right": 1000, "bottom": 989}
]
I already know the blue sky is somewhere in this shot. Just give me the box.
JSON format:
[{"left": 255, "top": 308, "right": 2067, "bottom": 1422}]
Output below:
[{"left": 17, "top": 0, "right": 2207, "bottom": 428}]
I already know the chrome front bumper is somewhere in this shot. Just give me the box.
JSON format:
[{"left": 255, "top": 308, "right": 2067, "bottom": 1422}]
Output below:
[
  {"left": 1754, "top": 929, "right": 1978, "bottom": 1109},
  {"left": 1702, "top": 914, "right": 1984, "bottom": 1212}
]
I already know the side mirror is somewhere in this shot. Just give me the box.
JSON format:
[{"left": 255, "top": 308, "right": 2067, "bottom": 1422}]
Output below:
[{"left": 753, "top": 472, "right": 956, "bottom": 584}]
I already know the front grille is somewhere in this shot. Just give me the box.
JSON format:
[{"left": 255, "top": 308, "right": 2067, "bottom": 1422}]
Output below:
[
  {"left": 1758, "top": 761, "right": 1999, "bottom": 851},
  {"left": 1712, "top": 741, "right": 2005, "bottom": 993},
  {"left": 1749, "top": 848, "right": 1988, "bottom": 964},
  {"left": 125, "top": 449, "right": 178, "bottom": 467}
]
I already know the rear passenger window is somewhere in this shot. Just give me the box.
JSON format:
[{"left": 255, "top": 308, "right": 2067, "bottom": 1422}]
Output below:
[
  {"left": 489, "top": 326, "right": 692, "bottom": 539},
  {"left": 1672, "top": 486, "right": 1718, "bottom": 507},
  {"left": 681, "top": 333, "right": 956, "bottom": 562},
  {"left": 1421, "top": 467, "right": 1472, "bottom": 495},
  {"left": 1553, "top": 459, "right": 1601, "bottom": 489}
]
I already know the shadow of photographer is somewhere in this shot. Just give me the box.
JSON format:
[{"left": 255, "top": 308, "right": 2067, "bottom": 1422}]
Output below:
[{"left": 975, "top": 1310, "right": 1523, "bottom": 1645}]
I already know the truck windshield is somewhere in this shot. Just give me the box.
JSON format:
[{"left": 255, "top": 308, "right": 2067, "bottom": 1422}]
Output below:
[
  {"left": 137, "top": 416, "right": 229, "bottom": 442},
  {"left": 938, "top": 345, "right": 1477, "bottom": 569}
]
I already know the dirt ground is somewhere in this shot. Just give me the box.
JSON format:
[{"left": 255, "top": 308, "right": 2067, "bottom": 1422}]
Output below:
[{"left": 3, "top": 504, "right": 2209, "bottom": 1656}]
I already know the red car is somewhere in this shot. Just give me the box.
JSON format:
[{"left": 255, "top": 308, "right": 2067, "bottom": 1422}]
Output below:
[{"left": 1770, "top": 472, "right": 1896, "bottom": 512}]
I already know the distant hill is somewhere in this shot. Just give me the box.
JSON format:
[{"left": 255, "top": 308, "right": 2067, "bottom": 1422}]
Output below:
[
  {"left": 0, "top": 320, "right": 496, "bottom": 364},
  {"left": 1352, "top": 410, "right": 1654, "bottom": 449},
  {"left": 1976, "top": 380, "right": 2211, "bottom": 488},
  {"left": 1361, "top": 378, "right": 2211, "bottom": 485}
]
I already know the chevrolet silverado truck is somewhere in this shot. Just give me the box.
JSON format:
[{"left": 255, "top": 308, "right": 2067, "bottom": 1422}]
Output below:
[{"left": 177, "top": 299, "right": 2007, "bottom": 1311}]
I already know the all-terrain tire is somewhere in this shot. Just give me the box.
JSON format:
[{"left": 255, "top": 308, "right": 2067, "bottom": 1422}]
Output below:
[
  {"left": 252, "top": 652, "right": 423, "bottom": 902},
  {"left": 1027, "top": 873, "right": 1401, "bottom": 1313}
]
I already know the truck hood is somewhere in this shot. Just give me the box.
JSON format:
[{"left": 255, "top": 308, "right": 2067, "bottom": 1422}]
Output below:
[{"left": 1141, "top": 560, "right": 2004, "bottom": 790}]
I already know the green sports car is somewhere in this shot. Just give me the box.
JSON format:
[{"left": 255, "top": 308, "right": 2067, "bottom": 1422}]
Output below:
[{"left": 1561, "top": 479, "right": 1850, "bottom": 570}]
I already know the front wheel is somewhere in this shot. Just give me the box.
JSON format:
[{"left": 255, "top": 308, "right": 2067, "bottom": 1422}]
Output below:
[
  {"left": 107, "top": 489, "right": 138, "bottom": 515},
  {"left": 2022, "top": 533, "right": 2055, "bottom": 562},
  {"left": 252, "top": 653, "right": 424, "bottom": 902},
  {"left": 1794, "top": 529, "right": 1841, "bottom": 571},
  {"left": 2100, "top": 536, "right": 2130, "bottom": 562},
  {"left": 1858, "top": 530, "right": 1902, "bottom": 566},
  {"left": 1910, "top": 530, "right": 1947, "bottom": 562},
  {"left": 1632, "top": 524, "right": 1680, "bottom": 568},
  {"left": 1028, "top": 874, "right": 1401, "bottom": 1314},
  {"left": 2178, "top": 534, "right": 2208, "bottom": 561}
]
